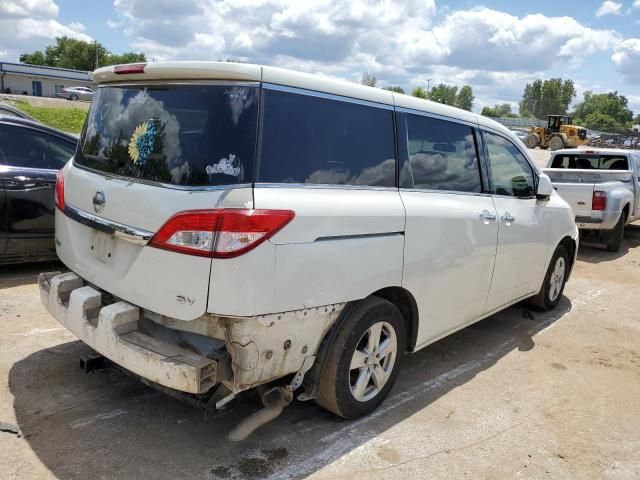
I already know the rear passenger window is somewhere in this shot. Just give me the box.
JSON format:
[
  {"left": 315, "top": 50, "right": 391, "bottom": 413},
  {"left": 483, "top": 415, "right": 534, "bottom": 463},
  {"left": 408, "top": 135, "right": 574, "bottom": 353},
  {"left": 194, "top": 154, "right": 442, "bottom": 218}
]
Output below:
[
  {"left": 0, "top": 125, "right": 75, "bottom": 169},
  {"left": 403, "top": 114, "right": 481, "bottom": 193},
  {"left": 258, "top": 89, "right": 396, "bottom": 187}
]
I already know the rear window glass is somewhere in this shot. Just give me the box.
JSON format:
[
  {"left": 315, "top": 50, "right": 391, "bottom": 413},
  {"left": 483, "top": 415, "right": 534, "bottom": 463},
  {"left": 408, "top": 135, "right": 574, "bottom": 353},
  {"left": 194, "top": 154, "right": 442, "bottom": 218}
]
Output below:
[
  {"left": 258, "top": 89, "right": 396, "bottom": 187},
  {"left": 551, "top": 154, "right": 628, "bottom": 170},
  {"left": 76, "top": 85, "right": 258, "bottom": 186}
]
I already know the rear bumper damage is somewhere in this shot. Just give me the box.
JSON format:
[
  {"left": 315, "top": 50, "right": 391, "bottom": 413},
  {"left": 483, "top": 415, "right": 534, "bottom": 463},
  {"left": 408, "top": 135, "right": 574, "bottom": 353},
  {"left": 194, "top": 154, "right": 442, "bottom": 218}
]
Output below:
[
  {"left": 39, "top": 271, "right": 217, "bottom": 394},
  {"left": 38, "top": 271, "right": 344, "bottom": 399}
]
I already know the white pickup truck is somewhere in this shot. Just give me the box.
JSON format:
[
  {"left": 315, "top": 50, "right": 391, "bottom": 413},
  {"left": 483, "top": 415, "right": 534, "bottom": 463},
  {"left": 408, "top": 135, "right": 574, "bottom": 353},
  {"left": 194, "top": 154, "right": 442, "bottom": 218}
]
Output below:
[{"left": 543, "top": 148, "right": 640, "bottom": 251}]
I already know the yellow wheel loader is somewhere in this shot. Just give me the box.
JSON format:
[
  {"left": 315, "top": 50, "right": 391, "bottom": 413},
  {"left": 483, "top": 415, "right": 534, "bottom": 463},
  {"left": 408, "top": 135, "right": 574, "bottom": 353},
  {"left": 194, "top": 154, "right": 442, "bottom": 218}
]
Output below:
[{"left": 524, "top": 115, "right": 588, "bottom": 151}]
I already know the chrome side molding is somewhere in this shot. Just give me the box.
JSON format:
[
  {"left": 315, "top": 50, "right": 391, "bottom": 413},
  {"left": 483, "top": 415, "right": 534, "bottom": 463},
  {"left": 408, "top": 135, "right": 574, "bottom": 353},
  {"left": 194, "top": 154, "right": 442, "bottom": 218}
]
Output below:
[{"left": 63, "top": 204, "right": 154, "bottom": 245}]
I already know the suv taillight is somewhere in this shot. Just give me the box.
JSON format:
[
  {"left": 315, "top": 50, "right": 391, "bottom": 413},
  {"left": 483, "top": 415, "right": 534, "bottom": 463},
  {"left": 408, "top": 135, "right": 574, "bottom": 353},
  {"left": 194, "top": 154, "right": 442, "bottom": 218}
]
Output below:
[
  {"left": 592, "top": 191, "right": 606, "bottom": 211},
  {"left": 55, "top": 170, "right": 65, "bottom": 210},
  {"left": 149, "top": 209, "right": 295, "bottom": 258}
]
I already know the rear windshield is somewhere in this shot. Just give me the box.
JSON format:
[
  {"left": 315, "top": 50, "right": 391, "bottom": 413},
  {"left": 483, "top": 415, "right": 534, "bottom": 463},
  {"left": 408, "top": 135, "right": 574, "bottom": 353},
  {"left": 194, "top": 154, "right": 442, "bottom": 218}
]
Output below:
[
  {"left": 551, "top": 154, "right": 628, "bottom": 170},
  {"left": 76, "top": 84, "right": 258, "bottom": 186}
]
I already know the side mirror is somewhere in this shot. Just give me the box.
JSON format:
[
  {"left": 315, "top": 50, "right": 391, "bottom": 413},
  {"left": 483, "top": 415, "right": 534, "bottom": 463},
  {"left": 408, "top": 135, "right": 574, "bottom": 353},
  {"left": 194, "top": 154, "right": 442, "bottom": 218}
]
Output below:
[{"left": 537, "top": 173, "right": 553, "bottom": 200}]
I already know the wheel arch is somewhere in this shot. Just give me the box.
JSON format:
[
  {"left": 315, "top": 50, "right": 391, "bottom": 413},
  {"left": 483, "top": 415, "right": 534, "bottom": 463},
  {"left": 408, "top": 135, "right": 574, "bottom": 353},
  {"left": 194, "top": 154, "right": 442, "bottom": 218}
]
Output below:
[
  {"left": 622, "top": 203, "right": 630, "bottom": 222},
  {"left": 559, "top": 235, "right": 577, "bottom": 277},
  {"left": 371, "top": 286, "right": 419, "bottom": 352}
]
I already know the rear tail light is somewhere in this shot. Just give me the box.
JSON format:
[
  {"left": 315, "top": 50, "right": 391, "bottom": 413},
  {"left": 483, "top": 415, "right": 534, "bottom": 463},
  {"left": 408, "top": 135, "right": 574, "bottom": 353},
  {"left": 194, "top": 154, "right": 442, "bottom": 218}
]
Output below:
[
  {"left": 113, "top": 63, "right": 146, "bottom": 75},
  {"left": 592, "top": 191, "right": 606, "bottom": 211},
  {"left": 55, "top": 169, "right": 65, "bottom": 210},
  {"left": 149, "top": 209, "right": 295, "bottom": 258}
]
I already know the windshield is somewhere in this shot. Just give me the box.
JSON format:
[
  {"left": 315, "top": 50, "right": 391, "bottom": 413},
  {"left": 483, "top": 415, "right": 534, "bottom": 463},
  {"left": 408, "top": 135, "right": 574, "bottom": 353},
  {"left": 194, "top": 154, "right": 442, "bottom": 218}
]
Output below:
[
  {"left": 76, "top": 84, "right": 259, "bottom": 186},
  {"left": 550, "top": 154, "right": 629, "bottom": 170}
]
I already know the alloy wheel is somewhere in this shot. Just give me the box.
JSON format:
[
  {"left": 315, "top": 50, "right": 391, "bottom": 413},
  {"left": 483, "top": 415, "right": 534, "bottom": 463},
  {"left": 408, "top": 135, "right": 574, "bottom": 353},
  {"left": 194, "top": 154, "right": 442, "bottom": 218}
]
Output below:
[
  {"left": 548, "top": 256, "right": 566, "bottom": 302},
  {"left": 349, "top": 321, "right": 398, "bottom": 402}
]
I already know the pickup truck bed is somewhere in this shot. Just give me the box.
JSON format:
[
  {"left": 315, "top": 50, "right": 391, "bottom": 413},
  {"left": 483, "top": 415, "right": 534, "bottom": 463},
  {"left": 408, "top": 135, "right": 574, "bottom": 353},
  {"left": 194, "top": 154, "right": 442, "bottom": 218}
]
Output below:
[
  {"left": 542, "top": 169, "right": 634, "bottom": 228},
  {"left": 543, "top": 148, "right": 640, "bottom": 252}
]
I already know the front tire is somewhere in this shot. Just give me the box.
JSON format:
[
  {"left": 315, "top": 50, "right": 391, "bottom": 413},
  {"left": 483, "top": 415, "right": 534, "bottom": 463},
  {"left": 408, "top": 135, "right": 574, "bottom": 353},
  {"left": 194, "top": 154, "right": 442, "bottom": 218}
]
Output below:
[
  {"left": 527, "top": 245, "right": 569, "bottom": 311},
  {"left": 548, "top": 136, "right": 565, "bottom": 151},
  {"left": 315, "top": 297, "right": 406, "bottom": 419},
  {"left": 524, "top": 133, "right": 539, "bottom": 149},
  {"left": 69, "top": 94, "right": 78, "bottom": 101}
]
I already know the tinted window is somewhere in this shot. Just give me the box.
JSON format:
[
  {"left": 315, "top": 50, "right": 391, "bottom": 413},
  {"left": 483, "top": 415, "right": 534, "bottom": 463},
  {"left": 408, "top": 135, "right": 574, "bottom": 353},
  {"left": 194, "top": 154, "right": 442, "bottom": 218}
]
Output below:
[
  {"left": 258, "top": 89, "right": 395, "bottom": 187},
  {"left": 0, "top": 125, "right": 75, "bottom": 169},
  {"left": 484, "top": 131, "right": 535, "bottom": 197},
  {"left": 403, "top": 114, "right": 481, "bottom": 192},
  {"left": 77, "top": 85, "right": 258, "bottom": 186},
  {"left": 550, "top": 154, "right": 628, "bottom": 170}
]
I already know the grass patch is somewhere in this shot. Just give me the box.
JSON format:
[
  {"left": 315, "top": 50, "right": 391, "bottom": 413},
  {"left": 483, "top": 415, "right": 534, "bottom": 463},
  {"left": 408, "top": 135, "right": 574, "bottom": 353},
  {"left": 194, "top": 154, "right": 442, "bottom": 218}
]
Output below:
[{"left": 12, "top": 101, "right": 87, "bottom": 134}]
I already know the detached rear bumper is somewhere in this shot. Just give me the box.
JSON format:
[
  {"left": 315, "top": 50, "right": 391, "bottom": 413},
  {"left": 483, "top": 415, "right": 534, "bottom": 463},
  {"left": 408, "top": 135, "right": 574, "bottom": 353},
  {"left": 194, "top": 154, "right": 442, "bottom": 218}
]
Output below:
[{"left": 38, "top": 271, "right": 217, "bottom": 394}]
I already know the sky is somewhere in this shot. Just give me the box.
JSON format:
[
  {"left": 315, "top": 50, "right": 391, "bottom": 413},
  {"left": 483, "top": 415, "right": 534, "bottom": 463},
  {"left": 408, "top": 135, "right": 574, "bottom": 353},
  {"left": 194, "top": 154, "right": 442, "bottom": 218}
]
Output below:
[{"left": 0, "top": 0, "right": 639, "bottom": 114}]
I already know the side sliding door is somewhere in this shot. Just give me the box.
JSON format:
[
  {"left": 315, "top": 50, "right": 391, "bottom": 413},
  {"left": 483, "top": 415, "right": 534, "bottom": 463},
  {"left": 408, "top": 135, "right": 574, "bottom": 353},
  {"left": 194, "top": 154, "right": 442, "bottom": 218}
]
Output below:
[{"left": 398, "top": 111, "right": 499, "bottom": 348}]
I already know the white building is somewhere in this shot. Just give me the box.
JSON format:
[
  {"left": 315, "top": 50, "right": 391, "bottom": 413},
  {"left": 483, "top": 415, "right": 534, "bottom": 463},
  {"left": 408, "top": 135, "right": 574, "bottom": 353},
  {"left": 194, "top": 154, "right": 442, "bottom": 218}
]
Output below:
[{"left": 0, "top": 62, "right": 94, "bottom": 98}]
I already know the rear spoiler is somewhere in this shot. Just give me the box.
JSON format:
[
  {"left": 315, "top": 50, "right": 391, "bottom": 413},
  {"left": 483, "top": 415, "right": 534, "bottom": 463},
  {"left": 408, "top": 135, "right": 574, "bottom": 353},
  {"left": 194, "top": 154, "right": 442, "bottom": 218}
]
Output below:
[{"left": 92, "top": 61, "right": 262, "bottom": 84}]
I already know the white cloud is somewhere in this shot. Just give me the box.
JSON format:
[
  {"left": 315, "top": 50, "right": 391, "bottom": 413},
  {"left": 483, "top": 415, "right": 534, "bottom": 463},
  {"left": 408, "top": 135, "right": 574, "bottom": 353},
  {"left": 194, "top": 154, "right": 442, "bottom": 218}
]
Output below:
[
  {"left": 0, "top": 0, "right": 58, "bottom": 18},
  {"left": 612, "top": 38, "right": 640, "bottom": 84},
  {"left": 0, "top": 0, "right": 90, "bottom": 61},
  {"left": 634, "top": 0, "right": 640, "bottom": 7},
  {"left": 596, "top": 1, "right": 622, "bottom": 16},
  {"left": 105, "top": 1, "right": 628, "bottom": 111}
]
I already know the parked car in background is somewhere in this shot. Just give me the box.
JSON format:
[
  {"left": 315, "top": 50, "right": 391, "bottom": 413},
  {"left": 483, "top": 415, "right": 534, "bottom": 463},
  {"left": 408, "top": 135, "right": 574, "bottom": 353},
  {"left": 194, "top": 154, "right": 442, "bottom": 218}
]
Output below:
[
  {"left": 56, "top": 86, "right": 95, "bottom": 101},
  {"left": 543, "top": 148, "right": 640, "bottom": 252},
  {"left": 0, "top": 103, "right": 39, "bottom": 122},
  {"left": 0, "top": 115, "right": 76, "bottom": 264},
  {"left": 509, "top": 127, "right": 528, "bottom": 142},
  {"left": 40, "top": 62, "right": 578, "bottom": 439}
]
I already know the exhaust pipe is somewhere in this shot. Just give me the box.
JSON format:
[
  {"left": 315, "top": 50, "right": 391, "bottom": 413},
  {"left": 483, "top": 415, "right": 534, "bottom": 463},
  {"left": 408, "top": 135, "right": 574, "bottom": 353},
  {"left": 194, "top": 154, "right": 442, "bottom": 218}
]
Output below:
[{"left": 227, "top": 387, "right": 293, "bottom": 442}]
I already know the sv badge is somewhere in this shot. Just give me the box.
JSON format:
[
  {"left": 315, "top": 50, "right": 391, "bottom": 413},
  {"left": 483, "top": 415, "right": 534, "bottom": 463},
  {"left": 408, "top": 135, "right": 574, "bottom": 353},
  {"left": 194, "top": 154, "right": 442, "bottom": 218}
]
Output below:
[{"left": 176, "top": 295, "right": 195, "bottom": 305}]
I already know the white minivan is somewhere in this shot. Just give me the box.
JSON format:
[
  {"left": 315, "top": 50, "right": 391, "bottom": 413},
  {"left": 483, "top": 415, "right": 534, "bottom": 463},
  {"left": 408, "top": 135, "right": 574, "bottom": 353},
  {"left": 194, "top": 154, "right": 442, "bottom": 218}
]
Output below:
[{"left": 40, "top": 62, "right": 578, "bottom": 427}]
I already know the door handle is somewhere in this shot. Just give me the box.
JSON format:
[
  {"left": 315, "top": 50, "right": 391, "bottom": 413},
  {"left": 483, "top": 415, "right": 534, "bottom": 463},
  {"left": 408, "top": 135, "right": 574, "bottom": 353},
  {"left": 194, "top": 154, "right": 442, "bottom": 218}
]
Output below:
[
  {"left": 501, "top": 213, "right": 515, "bottom": 224},
  {"left": 479, "top": 210, "right": 497, "bottom": 223}
]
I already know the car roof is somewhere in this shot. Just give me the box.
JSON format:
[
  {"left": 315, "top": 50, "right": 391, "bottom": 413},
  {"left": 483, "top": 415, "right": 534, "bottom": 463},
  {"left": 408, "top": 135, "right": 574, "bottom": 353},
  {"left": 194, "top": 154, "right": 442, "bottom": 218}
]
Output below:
[
  {"left": 0, "top": 114, "right": 77, "bottom": 142},
  {"left": 93, "top": 61, "right": 520, "bottom": 140},
  {"left": 0, "top": 103, "right": 38, "bottom": 122}
]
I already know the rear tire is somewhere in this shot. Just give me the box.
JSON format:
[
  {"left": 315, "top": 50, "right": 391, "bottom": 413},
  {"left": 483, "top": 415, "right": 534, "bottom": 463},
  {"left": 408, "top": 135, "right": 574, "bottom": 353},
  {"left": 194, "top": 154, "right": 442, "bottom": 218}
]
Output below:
[
  {"left": 70, "top": 94, "right": 78, "bottom": 101},
  {"left": 315, "top": 297, "right": 406, "bottom": 419},
  {"left": 527, "top": 245, "right": 569, "bottom": 311},
  {"left": 605, "top": 212, "right": 626, "bottom": 252},
  {"left": 548, "top": 136, "right": 565, "bottom": 151}
]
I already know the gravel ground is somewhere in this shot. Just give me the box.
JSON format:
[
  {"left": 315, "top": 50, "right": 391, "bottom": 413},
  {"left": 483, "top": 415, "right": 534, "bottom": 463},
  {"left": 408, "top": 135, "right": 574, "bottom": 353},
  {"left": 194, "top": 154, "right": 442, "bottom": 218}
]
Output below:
[
  {"left": 530, "top": 148, "right": 552, "bottom": 169},
  {"left": 1, "top": 226, "right": 640, "bottom": 479}
]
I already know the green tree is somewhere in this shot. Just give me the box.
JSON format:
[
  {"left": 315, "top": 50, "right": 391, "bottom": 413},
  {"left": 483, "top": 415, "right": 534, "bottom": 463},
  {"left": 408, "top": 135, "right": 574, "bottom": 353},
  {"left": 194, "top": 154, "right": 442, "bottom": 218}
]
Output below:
[
  {"left": 481, "top": 103, "right": 512, "bottom": 118},
  {"left": 573, "top": 91, "right": 634, "bottom": 133},
  {"left": 383, "top": 86, "right": 405, "bottom": 94},
  {"left": 519, "top": 78, "right": 575, "bottom": 118},
  {"left": 411, "top": 86, "right": 428, "bottom": 99},
  {"left": 360, "top": 72, "right": 377, "bottom": 87},
  {"left": 428, "top": 83, "right": 458, "bottom": 106},
  {"left": 455, "top": 85, "right": 474, "bottom": 111},
  {"left": 20, "top": 36, "right": 145, "bottom": 71}
]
